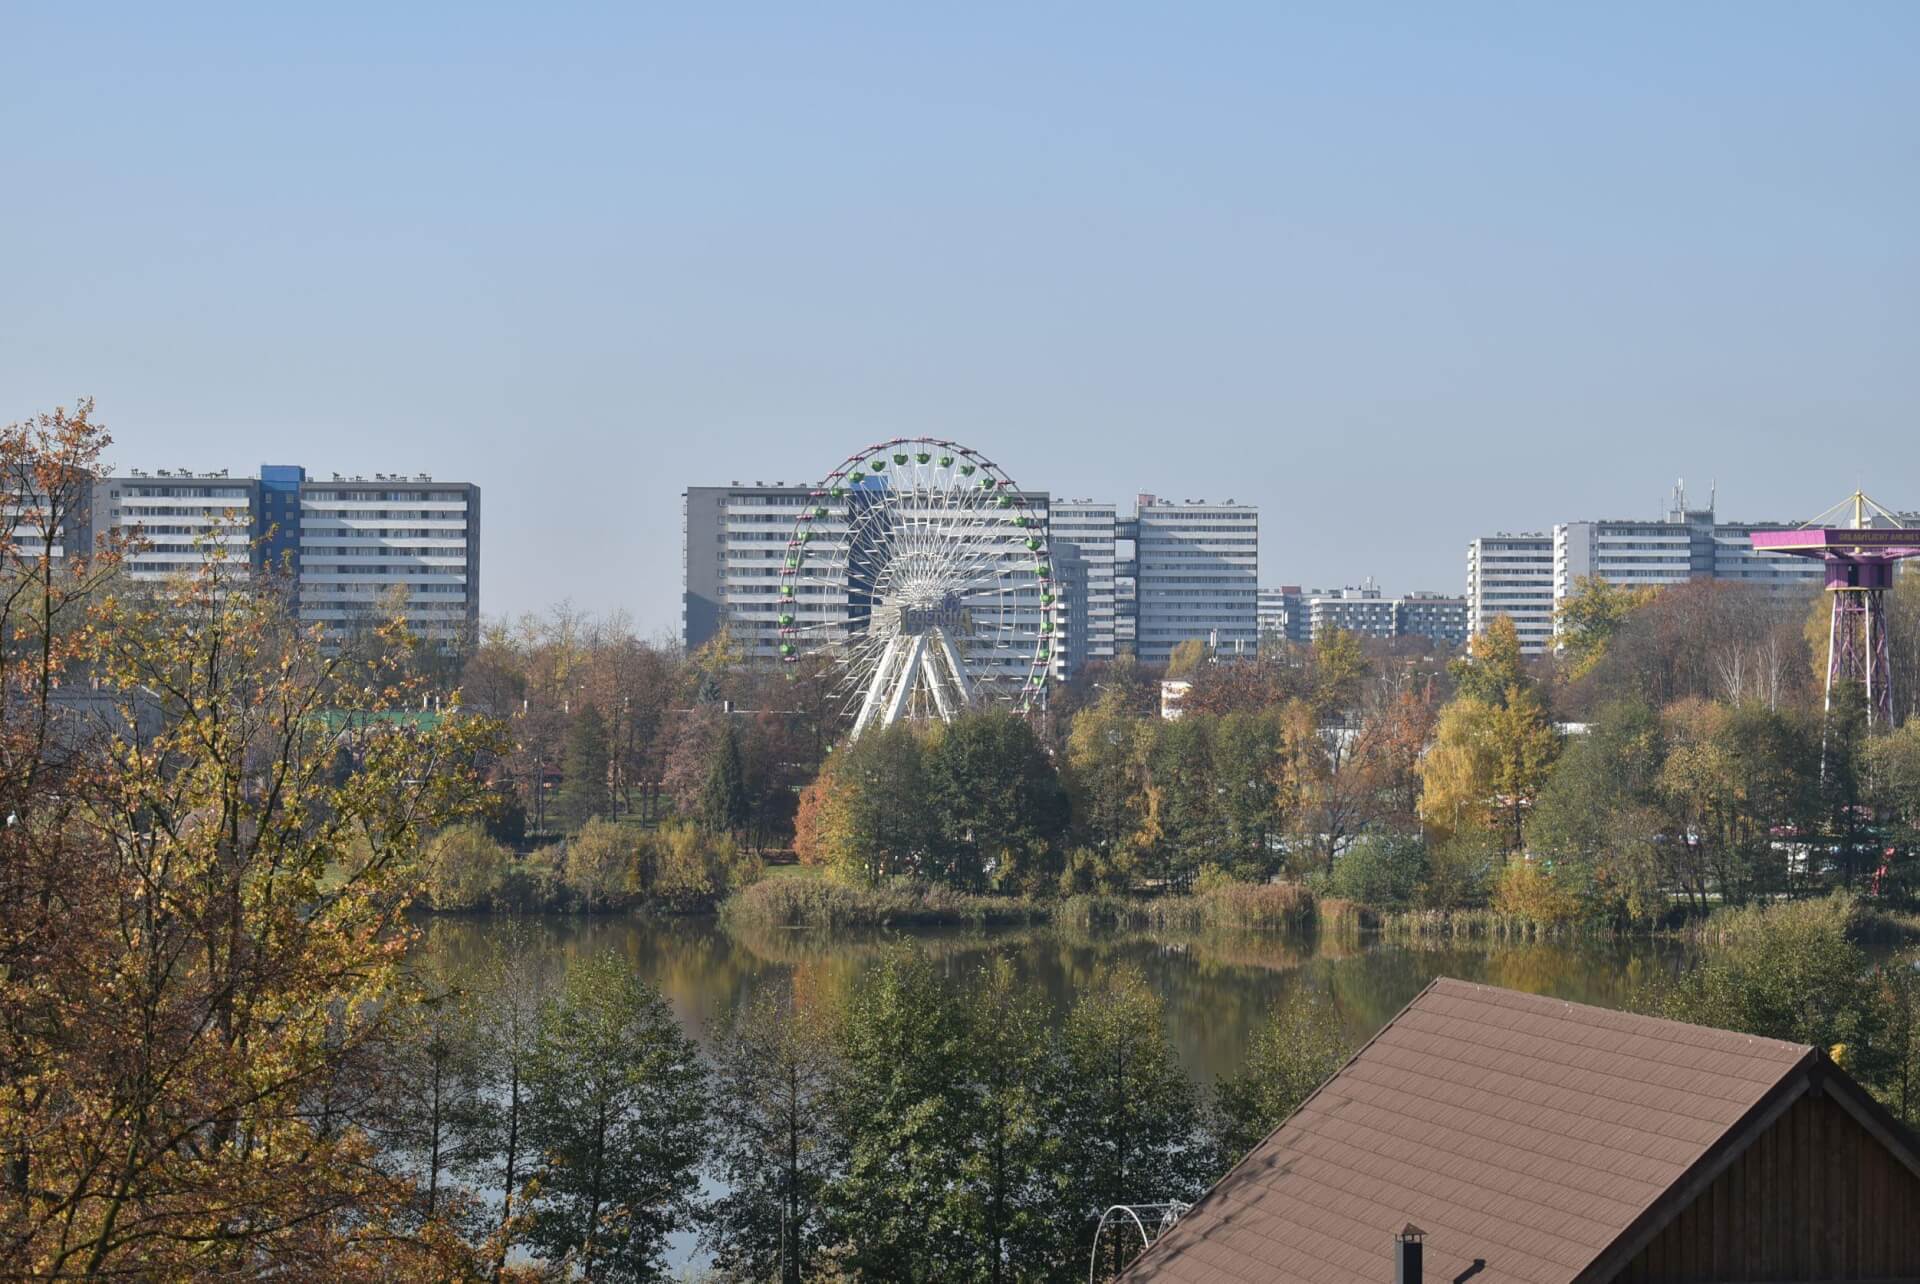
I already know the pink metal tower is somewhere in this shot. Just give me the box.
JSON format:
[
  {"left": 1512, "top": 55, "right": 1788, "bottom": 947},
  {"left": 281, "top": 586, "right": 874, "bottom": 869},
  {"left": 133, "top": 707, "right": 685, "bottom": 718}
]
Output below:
[{"left": 1751, "top": 491, "right": 1920, "bottom": 725}]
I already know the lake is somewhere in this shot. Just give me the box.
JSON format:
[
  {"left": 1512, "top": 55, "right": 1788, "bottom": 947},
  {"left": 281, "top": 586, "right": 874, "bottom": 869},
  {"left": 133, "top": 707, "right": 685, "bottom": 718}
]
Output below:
[
  {"left": 413, "top": 913, "right": 1680, "bottom": 1274},
  {"left": 414, "top": 912, "right": 1681, "bottom": 1084}
]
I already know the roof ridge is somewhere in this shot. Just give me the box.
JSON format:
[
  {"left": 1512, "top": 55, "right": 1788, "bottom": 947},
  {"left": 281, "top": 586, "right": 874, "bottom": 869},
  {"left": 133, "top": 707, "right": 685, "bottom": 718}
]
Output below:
[
  {"left": 1427, "top": 978, "right": 1812, "bottom": 1056},
  {"left": 1391, "top": 1003, "right": 1797, "bottom": 1095}
]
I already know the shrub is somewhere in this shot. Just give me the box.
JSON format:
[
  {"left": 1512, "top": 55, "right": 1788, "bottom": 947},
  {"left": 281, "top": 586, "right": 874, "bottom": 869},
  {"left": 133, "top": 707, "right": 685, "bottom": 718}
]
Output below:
[
  {"left": 564, "top": 817, "right": 636, "bottom": 911},
  {"left": 1058, "top": 846, "right": 1131, "bottom": 896},
  {"left": 646, "top": 820, "right": 761, "bottom": 909},
  {"left": 1328, "top": 834, "right": 1427, "bottom": 909},
  {"left": 1421, "top": 823, "right": 1499, "bottom": 910},
  {"left": 1656, "top": 894, "right": 1880, "bottom": 1063},
  {"left": 1492, "top": 859, "right": 1585, "bottom": 925},
  {"left": 420, "top": 823, "right": 510, "bottom": 910}
]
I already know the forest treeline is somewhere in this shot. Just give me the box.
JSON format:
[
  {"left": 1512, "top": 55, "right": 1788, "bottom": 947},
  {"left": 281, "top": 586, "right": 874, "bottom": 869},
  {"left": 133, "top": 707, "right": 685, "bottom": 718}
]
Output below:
[{"left": 437, "top": 563, "right": 1920, "bottom": 926}]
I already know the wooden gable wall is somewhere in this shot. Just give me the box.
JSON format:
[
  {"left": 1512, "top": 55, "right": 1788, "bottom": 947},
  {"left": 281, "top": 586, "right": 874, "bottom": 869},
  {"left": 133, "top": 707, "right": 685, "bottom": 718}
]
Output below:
[{"left": 1610, "top": 1090, "right": 1920, "bottom": 1283}]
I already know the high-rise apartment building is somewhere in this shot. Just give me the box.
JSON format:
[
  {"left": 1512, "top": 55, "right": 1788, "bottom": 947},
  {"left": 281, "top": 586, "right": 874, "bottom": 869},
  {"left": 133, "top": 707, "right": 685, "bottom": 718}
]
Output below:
[
  {"left": 1129, "top": 496, "right": 1259, "bottom": 664},
  {"left": 88, "top": 466, "right": 480, "bottom": 642},
  {"left": 290, "top": 471, "right": 480, "bottom": 641},
  {"left": 1466, "top": 533, "right": 1556, "bottom": 653},
  {"left": 682, "top": 482, "right": 1062, "bottom": 683},
  {"left": 1048, "top": 501, "right": 1118, "bottom": 664},
  {"left": 1472, "top": 488, "right": 1825, "bottom": 655},
  {"left": 1553, "top": 489, "right": 1822, "bottom": 606}
]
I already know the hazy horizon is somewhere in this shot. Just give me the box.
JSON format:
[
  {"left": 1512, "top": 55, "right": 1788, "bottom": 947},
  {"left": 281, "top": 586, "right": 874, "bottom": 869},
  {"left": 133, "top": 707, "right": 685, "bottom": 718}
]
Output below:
[{"left": 5, "top": 3, "right": 1915, "bottom": 634}]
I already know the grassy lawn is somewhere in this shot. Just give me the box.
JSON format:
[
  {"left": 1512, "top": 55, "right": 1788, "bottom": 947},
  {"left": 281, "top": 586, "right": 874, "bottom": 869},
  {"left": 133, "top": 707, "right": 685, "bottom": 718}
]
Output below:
[{"left": 761, "top": 861, "right": 825, "bottom": 881}]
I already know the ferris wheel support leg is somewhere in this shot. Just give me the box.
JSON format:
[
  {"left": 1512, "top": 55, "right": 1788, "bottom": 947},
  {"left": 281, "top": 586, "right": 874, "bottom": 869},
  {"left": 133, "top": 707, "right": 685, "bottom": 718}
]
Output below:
[
  {"left": 927, "top": 657, "right": 955, "bottom": 721},
  {"left": 881, "top": 633, "right": 930, "bottom": 729},
  {"left": 852, "top": 637, "right": 909, "bottom": 741},
  {"left": 933, "top": 626, "right": 974, "bottom": 709}
]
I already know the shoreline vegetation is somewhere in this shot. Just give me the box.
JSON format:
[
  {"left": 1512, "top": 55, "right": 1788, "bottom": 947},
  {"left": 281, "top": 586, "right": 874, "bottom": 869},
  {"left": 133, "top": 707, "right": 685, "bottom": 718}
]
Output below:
[{"left": 693, "top": 872, "right": 1920, "bottom": 945}]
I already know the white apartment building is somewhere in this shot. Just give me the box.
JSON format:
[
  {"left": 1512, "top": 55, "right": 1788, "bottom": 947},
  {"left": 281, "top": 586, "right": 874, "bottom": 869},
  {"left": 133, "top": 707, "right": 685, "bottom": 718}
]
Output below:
[
  {"left": 1308, "top": 583, "right": 1397, "bottom": 640},
  {"left": 1049, "top": 501, "right": 1118, "bottom": 663},
  {"left": 682, "top": 482, "right": 1058, "bottom": 686},
  {"left": 296, "top": 474, "right": 479, "bottom": 642},
  {"left": 1551, "top": 489, "right": 1822, "bottom": 633},
  {"left": 87, "top": 465, "right": 480, "bottom": 643},
  {"left": 1474, "top": 489, "right": 1825, "bottom": 655},
  {"left": 1130, "top": 496, "right": 1259, "bottom": 664},
  {"left": 1466, "top": 533, "right": 1555, "bottom": 653},
  {"left": 91, "top": 470, "right": 258, "bottom": 580}
]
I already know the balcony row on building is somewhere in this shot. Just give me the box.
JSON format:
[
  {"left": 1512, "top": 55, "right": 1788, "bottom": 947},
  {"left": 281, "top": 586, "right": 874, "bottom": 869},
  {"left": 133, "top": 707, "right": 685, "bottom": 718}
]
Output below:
[
  {"left": 1465, "top": 484, "right": 1829, "bottom": 654},
  {"left": 17, "top": 464, "right": 479, "bottom": 643}
]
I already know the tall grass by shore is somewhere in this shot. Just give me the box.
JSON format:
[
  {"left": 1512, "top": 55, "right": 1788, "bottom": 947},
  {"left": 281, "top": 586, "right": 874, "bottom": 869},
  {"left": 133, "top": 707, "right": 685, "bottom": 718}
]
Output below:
[
  {"left": 721, "top": 879, "right": 1052, "bottom": 929},
  {"left": 1678, "top": 893, "right": 1920, "bottom": 947},
  {"left": 725, "top": 878, "right": 1319, "bottom": 931},
  {"left": 1057, "top": 882, "right": 1317, "bottom": 932},
  {"left": 722, "top": 874, "right": 1920, "bottom": 944}
]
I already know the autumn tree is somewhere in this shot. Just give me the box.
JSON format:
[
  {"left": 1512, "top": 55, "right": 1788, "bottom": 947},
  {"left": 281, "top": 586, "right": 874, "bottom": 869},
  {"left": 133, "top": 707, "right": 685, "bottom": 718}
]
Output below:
[
  {"left": 1165, "top": 637, "right": 1208, "bottom": 680},
  {"left": 565, "top": 816, "right": 635, "bottom": 910},
  {"left": 1555, "top": 576, "right": 1658, "bottom": 679},
  {"left": 558, "top": 701, "right": 613, "bottom": 830},
  {"left": 1, "top": 401, "right": 503, "bottom": 1277},
  {"left": 422, "top": 822, "right": 511, "bottom": 910},
  {"left": 1063, "top": 688, "right": 1157, "bottom": 880},
  {"left": 1449, "top": 614, "right": 1529, "bottom": 705}
]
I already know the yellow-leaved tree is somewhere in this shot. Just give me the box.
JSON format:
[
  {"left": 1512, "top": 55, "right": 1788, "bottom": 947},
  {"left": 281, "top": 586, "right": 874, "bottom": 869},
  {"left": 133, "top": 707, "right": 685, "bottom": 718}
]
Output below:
[{"left": 0, "top": 402, "right": 509, "bottom": 1277}]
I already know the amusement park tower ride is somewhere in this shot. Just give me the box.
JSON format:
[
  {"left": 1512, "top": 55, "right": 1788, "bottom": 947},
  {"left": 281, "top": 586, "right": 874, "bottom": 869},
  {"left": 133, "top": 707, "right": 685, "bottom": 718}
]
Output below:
[{"left": 1751, "top": 491, "right": 1920, "bottom": 725}]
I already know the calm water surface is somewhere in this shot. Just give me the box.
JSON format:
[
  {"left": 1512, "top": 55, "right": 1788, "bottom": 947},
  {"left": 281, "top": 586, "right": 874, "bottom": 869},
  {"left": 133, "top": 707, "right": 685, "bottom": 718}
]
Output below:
[
  {"left": 414, "top": 914, "right": 1681, "bottom": 1272},
  {"left": 415, "top": 914, "right": 1682, "bottom": 1083}
]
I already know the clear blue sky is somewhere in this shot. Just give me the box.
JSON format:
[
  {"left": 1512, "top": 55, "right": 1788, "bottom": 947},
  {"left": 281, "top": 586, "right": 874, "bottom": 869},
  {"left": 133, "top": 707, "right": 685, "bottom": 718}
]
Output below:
[{"left": 4, "top": 2, "right": 1915, "bottom": 634}]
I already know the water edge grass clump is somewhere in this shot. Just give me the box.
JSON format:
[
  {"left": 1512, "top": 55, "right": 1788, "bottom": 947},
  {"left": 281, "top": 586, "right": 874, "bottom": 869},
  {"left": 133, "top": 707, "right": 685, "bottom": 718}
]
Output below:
[
  {"left": 1059, "top": 882, "right": 1317, "bottom": 932},
  {"left": 721, "top": 878, "right": 1051, "bottom": 929}
]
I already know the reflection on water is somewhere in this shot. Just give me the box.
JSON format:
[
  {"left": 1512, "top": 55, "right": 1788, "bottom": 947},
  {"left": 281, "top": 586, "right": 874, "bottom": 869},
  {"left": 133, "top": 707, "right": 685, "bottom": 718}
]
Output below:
[{"left": 413, "top": 914, "right": 1684, "bottom": 1083}]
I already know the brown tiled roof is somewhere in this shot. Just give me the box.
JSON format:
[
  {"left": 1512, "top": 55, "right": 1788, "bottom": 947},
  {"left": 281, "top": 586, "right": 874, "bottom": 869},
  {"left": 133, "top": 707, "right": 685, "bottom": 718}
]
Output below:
[{"left": 1124, "top": 977, "right": 1814, "bottom": 1284}]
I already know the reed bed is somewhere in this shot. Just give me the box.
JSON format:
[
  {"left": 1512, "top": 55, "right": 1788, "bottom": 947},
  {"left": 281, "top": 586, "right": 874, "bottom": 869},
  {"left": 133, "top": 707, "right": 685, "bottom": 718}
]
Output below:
[{"left": 721, "top": 879, "right": 1050, "bottom": 929}]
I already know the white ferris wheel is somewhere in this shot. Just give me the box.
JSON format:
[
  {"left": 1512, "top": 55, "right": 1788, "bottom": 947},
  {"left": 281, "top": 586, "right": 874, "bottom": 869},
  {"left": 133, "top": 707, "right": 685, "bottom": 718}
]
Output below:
[{"left": 778, "top": 438, "right": 1057, "bottom": 738}]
